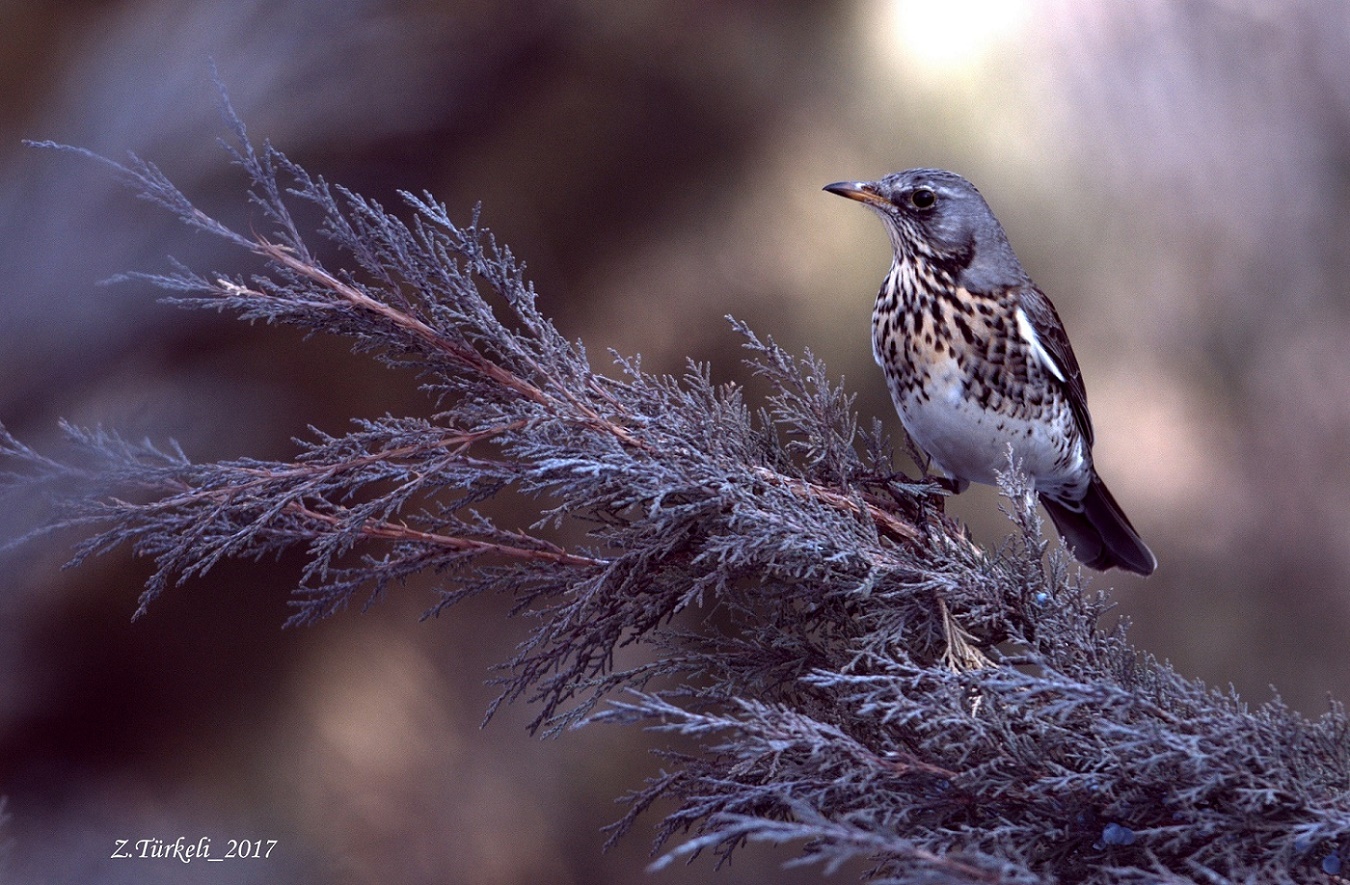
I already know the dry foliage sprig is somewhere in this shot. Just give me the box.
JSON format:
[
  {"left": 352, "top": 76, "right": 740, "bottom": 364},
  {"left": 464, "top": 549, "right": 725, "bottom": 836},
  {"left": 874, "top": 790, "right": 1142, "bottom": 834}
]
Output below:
[{"left": 4, "top": 101, "right": 1349, "bottom": 883}]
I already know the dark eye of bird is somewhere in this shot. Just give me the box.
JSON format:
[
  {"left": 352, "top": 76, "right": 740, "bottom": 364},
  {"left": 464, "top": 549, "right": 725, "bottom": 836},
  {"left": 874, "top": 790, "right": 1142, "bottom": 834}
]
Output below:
[{"left": 908, "top": 187, "right": 937, "bottom": 210}]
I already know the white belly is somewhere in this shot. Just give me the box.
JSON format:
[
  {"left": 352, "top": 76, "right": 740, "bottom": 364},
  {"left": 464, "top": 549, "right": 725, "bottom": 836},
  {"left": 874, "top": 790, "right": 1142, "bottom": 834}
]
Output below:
[{"left": 894, "top": 370, "right": 1086, "bottom": 495}]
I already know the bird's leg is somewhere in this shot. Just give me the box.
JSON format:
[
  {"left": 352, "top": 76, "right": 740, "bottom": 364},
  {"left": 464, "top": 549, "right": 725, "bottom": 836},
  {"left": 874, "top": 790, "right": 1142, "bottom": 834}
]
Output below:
[
  {"left": 903, "top": 440, "right": 955, "bottom": 513},
  {"left": 901, "top": 439, "right": 955, "bottom": 501},
  {"left": 929, "top": 475, "right": 962, "bottom": 496},
  {"left": 916, "top": 479, "right": 951, "bottom": 519}
]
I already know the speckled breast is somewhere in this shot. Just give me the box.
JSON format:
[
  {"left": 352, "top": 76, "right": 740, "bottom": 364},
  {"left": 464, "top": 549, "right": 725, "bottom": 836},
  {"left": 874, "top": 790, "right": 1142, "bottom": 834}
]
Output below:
[{"left": 871, "top": 261, "right": 1088, "bottom": 496}]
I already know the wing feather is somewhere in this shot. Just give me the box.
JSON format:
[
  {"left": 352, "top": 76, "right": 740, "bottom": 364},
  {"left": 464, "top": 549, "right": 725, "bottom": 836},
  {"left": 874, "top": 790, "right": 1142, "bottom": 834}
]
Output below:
[{"left": 1017, "top": 285, "right": 1093, "bottom": 446}]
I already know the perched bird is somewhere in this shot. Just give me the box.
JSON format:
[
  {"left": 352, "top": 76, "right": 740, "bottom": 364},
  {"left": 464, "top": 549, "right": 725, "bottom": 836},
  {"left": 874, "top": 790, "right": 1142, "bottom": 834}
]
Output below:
[{"left": 825, "top": 169, "right": 1155, "bottom": 575}]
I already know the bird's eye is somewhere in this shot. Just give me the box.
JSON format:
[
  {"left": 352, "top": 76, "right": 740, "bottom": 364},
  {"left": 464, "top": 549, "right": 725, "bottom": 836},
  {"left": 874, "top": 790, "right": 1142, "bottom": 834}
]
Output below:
[{"left": 908, "top": 187, "right": 937, "bottom": 210}]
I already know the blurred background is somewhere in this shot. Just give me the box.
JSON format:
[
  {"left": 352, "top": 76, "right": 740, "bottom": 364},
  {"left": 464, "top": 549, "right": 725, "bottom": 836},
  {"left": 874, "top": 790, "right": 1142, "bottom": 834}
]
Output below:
[{"left": 2, "top": 0, "right": 1349, "bottom": 881}]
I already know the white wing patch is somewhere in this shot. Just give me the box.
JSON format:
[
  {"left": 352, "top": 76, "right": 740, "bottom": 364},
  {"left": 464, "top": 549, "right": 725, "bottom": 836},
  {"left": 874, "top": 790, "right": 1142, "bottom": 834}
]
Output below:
[{"left": 1015, "top": 307, "right": 1066, "bottom": 383}]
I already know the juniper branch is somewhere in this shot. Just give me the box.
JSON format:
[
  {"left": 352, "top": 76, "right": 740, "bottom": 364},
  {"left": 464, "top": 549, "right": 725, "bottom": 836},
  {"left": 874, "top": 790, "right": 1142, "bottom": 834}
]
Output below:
[{"left": 4, "top": 99, "right": 1349, "bottom": 883}]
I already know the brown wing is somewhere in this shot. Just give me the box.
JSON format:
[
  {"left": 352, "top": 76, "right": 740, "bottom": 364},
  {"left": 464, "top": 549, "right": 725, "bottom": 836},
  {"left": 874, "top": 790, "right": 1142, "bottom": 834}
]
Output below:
[{"left": 1018, "top": 284, "right": 1093, "bottom": 446}]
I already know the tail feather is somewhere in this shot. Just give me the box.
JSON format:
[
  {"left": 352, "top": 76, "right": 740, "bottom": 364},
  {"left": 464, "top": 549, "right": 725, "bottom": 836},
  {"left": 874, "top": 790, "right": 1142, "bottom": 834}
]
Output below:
[{"left": 1040, "top": 474, "right": 1156, "bottom": 576}]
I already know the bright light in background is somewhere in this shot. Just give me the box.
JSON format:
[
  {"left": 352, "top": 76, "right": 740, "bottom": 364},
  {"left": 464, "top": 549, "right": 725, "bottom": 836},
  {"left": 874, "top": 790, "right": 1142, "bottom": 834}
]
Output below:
[{"left": 875, "top": 0, "right": 1034, "bottom": 79}]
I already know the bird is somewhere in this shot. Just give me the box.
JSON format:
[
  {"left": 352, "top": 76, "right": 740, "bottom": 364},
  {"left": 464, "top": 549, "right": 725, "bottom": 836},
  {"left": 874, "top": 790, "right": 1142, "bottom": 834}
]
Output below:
[{"left": 824, "top": 169, "right": 1155, "bottom": 576}]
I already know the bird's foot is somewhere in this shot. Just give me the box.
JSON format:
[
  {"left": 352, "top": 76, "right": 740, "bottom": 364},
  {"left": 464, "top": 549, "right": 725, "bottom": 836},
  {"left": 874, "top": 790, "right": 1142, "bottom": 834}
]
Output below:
[{"left": 919, "top": 476, "right": 958, "bottom": 514}]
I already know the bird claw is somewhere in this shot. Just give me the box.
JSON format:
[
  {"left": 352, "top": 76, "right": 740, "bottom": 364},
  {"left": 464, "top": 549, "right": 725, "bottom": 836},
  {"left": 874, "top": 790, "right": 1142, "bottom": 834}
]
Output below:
[{"left": 918, "top": 476, "right": 956, "bottom": 513}]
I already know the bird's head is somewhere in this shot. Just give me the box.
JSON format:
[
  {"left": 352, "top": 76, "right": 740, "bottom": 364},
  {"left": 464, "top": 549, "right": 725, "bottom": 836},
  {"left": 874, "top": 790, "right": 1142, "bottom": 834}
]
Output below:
[{"left": 825, "top": 168, "right": 1023, "bottom": 288}]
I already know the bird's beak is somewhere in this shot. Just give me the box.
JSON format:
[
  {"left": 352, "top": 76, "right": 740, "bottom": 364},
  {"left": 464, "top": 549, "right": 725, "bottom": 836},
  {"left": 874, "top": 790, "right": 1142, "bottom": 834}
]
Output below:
[{"left": 823, "top": 180, "right": 887, "bottom": 207}]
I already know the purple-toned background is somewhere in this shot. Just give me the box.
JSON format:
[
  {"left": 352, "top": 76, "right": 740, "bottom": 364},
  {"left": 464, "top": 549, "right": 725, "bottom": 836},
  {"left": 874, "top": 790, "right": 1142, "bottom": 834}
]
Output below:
[{"left": 2, "top": 1, "right": 1348, "bottom": 881}]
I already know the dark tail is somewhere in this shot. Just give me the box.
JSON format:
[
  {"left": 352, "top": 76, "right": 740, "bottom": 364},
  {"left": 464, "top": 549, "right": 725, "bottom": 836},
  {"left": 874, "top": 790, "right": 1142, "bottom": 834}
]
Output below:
[{"left": 1040, "top": 473, "right": 1156, "bottom": 576}]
